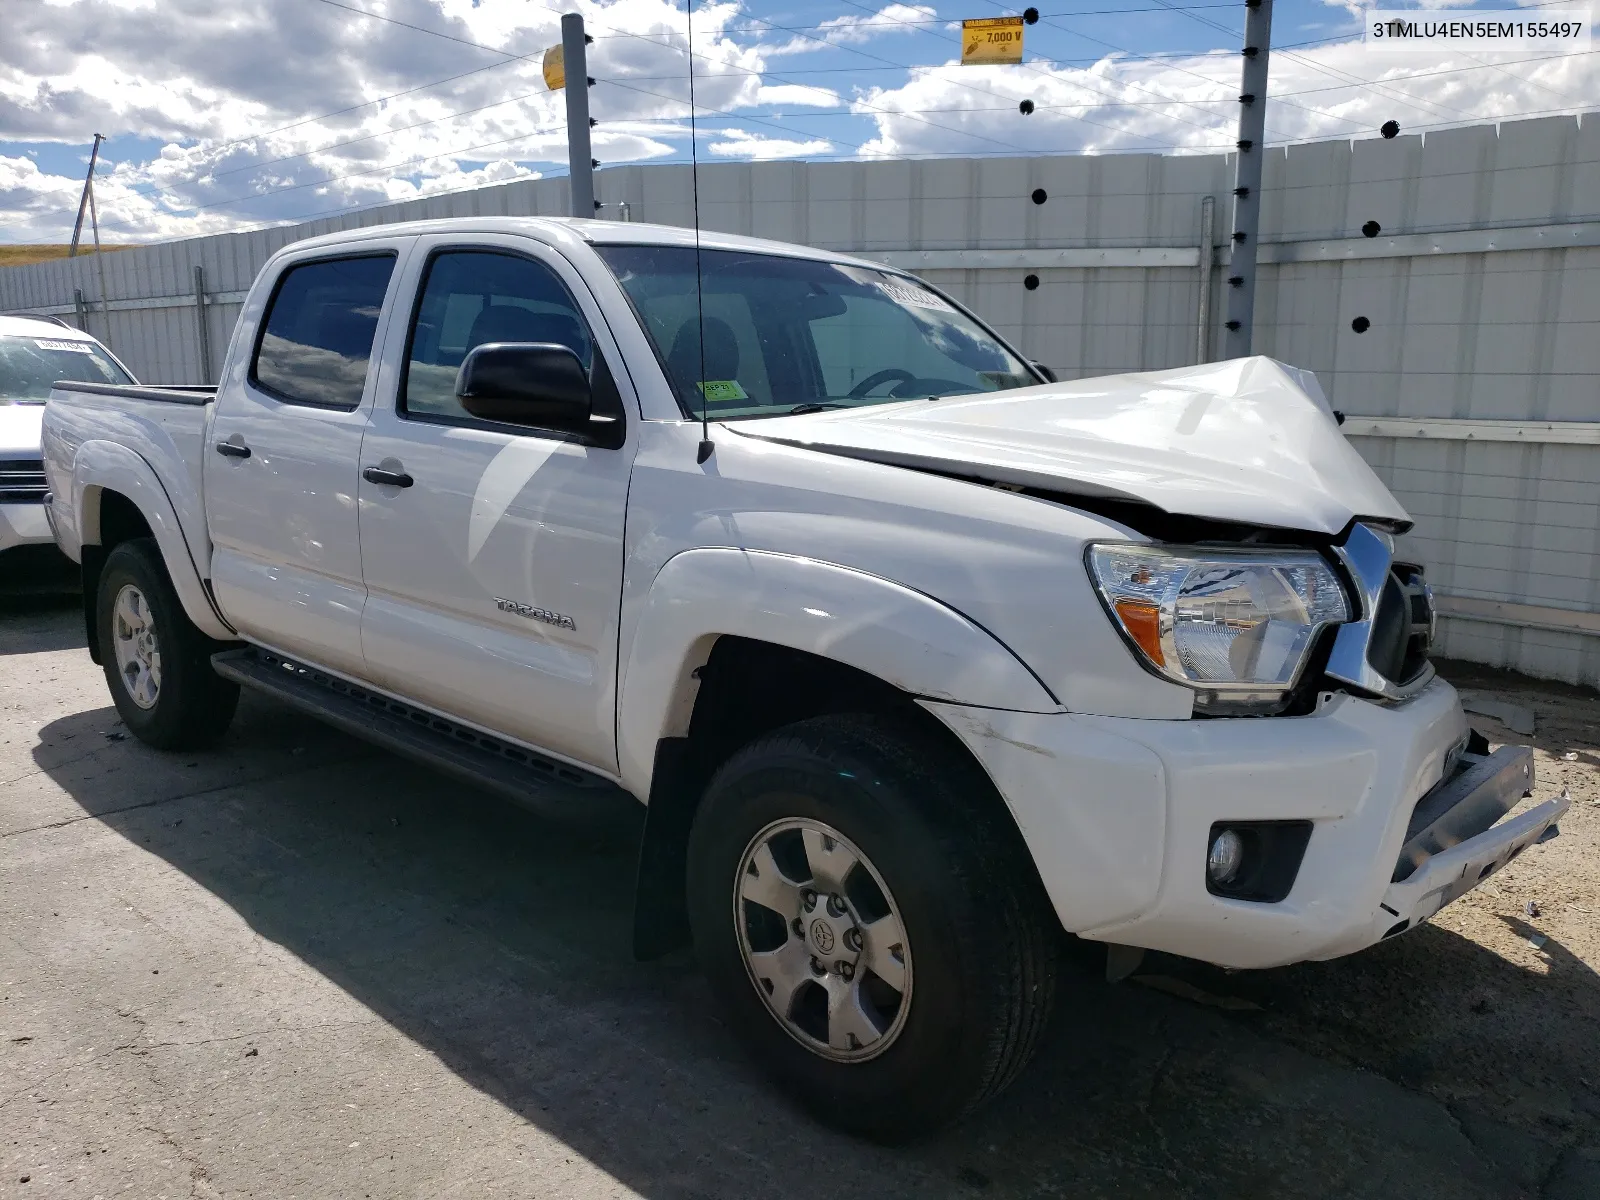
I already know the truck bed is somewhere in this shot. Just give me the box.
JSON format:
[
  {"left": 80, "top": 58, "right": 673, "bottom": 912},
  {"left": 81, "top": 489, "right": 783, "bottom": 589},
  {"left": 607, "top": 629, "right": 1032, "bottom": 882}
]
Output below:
[{"left": 43, "top": 380, "right": 216, "bottom": 567}]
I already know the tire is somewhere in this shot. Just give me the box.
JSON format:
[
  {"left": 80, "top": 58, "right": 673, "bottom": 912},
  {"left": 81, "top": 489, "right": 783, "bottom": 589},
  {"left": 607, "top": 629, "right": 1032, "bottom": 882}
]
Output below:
[
  {"left": 686, "top": 713, "right": 1058, "bottom": 1140},
  {"left": 97, "top": 538, "right": 239, "bottom": 750}
]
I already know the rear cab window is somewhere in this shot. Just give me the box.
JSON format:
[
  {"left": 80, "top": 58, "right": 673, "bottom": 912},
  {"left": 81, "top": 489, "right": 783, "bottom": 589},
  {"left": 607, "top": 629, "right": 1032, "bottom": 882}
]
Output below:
[{"left": 250, "top": 254, "right": 396, "bottom": 409}]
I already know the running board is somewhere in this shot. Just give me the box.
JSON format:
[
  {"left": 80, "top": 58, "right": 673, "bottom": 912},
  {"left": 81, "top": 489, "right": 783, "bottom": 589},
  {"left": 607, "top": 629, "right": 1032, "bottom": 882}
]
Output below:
[{"left": 211, "top": 647, "right": 636, "bottom": 823}]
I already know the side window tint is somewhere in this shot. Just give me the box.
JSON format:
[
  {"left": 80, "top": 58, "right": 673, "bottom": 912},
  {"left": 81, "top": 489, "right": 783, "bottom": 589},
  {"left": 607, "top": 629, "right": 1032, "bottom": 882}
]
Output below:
[
  {"left": 403, "top": 251, "right": 594, "bottom": 420},
  {"left": 252, "top": 255, "right": 395, "bottom": 409}
]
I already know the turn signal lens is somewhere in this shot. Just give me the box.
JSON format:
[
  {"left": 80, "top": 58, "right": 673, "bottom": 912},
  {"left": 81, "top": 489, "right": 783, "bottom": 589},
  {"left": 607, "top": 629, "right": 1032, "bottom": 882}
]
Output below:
[{"left": 1113, "top": 599, "right": 1165, "bottom": 667}]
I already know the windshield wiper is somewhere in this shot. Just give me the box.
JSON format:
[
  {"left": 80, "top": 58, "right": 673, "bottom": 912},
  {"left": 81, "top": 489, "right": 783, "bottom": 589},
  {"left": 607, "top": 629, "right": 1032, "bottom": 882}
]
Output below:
[{"left": 785, "top": 402, "right": 848, "bottom": 415}]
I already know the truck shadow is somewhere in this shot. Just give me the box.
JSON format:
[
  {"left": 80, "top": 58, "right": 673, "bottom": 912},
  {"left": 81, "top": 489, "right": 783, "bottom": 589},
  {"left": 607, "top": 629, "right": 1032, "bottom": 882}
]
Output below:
[
  {"left": 0, "top": 592, "right": 81, "bottom": 655},
  {"left": 25, "top": 696, "right": 1595, "bottom": 1200}
]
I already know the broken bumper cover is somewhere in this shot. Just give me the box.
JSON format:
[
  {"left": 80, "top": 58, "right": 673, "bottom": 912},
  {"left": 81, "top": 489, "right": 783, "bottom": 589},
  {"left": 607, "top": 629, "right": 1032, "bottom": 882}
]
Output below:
[{"left": 924, "top": 678, "right": 1567, "bottom": 970}]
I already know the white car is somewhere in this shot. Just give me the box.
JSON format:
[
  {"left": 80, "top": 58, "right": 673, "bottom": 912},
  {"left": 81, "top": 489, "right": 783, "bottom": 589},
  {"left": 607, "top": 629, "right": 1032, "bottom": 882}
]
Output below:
[
  {"left": 37, "top": 218, "right": 1567, "bottom": 1138},
  {"left": 1, "top": 313, "right": 134, "bottom": 577}
]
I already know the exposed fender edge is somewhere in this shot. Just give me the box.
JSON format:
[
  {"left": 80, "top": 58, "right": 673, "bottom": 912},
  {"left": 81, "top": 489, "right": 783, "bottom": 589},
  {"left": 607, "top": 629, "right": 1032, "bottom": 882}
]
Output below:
[
  {"left": 73, "top": 440, "right": 235, "bottom": 642},
  {"left": 615, "top": 547, "right": 1060, "bottom": 798}
]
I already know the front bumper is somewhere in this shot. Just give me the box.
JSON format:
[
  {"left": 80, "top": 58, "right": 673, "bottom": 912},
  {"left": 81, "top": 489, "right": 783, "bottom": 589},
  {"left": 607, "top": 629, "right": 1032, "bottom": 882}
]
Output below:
[
  {"left": 0, "top": 501, "right": 54, "bottom": 553},
  {"left": 926, "top": 679, "right": 1567, "bottom": 970}
]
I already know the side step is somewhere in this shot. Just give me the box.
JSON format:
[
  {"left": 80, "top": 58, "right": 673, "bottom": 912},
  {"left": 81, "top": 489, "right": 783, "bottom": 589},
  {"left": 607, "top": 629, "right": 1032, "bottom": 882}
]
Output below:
[{"left": 212, "top": 647, "right": 637, "bottom": 824}]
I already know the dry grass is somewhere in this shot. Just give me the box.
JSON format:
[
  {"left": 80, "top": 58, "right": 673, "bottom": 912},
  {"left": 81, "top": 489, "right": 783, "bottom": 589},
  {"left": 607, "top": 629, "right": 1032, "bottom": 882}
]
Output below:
[{"left": 0, "top": 244, "right": 135, "bottom": 268}]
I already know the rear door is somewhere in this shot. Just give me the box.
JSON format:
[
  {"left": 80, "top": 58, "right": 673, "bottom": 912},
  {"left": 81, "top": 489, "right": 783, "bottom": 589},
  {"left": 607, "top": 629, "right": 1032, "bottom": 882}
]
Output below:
[
  {"left": 355, "top": 235, "right": 636, "bottom": 772},
  {"left": 206, "top": 240, "right": 411, "bottom": 677}
]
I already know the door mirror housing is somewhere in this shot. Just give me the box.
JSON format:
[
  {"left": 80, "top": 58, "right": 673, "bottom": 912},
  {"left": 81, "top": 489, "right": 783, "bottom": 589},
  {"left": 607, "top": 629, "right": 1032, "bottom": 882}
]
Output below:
[
  {"left": 456, "top": 342, "right": 593, "bottom": 432},
  {"left": 1030, "top": 360, "right": 1057, "bottom": 383}
]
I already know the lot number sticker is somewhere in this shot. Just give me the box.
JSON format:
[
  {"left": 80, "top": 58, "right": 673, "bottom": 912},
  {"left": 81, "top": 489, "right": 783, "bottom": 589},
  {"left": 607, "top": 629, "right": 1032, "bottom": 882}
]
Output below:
[
  {"left": 35, "top": 339, "right": 94, "bottom": 353},
  {"left": 877, "top": 282, "right": 956, "bottom": 313}
]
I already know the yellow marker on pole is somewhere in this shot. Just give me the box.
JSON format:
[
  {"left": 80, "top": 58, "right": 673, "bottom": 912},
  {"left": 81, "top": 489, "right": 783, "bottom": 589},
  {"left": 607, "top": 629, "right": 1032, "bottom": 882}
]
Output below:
[
  {"left": 961, "top": 16, "right": 1025, "bottom": 65},
  {"left": 543, "top": 44, "right": 565, "bottom": 90}
]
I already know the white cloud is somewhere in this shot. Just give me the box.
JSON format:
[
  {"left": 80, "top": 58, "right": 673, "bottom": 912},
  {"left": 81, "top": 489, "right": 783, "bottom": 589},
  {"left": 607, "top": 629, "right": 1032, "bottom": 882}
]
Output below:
[
  {"left": 0, "top": 0, "right": 783, "bottom": 239},
  {"left": 850, "top": 40, "right": 1600, "bottom": 158},
  {"left": 754, "top": 84, "right": 842, "bottom": 108},
  {"left": 764, "top": 4, "right": 937, "bottom": 57},
  {"left": 707, "top": 129, "right": 833, "bottom": 159}
]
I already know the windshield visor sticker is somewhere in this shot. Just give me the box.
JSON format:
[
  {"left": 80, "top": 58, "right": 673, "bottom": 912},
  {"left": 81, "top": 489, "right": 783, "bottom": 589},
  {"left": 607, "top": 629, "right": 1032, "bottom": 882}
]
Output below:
[
  {"left": 875, "top": 281, "right": 956, "bottom": 313},
  {"left": 697, "top": 379, "right": 749, "bottom": 403},
  {"left": 34, "top": 339, "right": 95, "bottom": 353}
]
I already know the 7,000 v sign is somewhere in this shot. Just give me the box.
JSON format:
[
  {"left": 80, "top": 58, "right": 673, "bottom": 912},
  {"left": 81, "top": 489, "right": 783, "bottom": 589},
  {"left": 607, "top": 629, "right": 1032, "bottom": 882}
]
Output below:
[{"left": 961, "top": 16, "right": 1025, "bottom": 64}]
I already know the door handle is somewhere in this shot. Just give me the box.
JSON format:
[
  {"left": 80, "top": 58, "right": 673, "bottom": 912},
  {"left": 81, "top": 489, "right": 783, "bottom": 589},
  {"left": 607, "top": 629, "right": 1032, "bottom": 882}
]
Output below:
[
  {"left": 363, "top": 466, "right": 414, "bottom": 488},
  {"left": 214, "top": 441, "right": 251, "bottom": 459}
]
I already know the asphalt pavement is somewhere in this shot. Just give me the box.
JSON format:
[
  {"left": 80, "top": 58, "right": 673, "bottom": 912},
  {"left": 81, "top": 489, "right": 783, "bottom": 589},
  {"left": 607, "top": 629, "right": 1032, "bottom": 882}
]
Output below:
[{"left": 3, "top": 594, "right": 1597, "bottom": 1199}]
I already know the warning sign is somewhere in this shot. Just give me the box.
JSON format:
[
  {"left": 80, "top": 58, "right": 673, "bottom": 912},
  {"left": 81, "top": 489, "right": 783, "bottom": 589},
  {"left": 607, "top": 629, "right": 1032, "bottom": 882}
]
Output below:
[
  {"left": 961, "top": 16, "right": 1025, "bottom": 65},
  {"left": 543, "top": 44, "right": 565, "bottom": 90}
]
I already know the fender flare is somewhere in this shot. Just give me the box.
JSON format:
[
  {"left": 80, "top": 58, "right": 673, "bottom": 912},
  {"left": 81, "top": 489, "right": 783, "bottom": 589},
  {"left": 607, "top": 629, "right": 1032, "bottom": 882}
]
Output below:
[
  {"left": 616, "top": 547, "right": 1059, "bottom": 798},
  {"left": 73, "top": 440, "right": 235, "bottom": 642}
]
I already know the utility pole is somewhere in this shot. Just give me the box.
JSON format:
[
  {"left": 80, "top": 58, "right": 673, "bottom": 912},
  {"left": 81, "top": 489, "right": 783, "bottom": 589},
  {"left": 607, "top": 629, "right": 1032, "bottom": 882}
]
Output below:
[
  {"left": 86, "top": 152, "right": 113, "bottom": 348},
  {"left": 68, "top": 133, "right": 105, "bottom": 258},
  {"left": 561, "top": 13, "right": 597, "bottom": 219},
  {"left": 1223, "top": 0, "right": 1271, "bottom": 359}
]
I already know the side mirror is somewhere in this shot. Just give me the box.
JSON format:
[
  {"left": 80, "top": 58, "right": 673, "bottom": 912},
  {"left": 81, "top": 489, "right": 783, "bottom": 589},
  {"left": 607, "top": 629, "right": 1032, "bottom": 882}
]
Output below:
[
  {"left": 1030, "top": 360, "right": 1057, "bottom": 383},
  {"left": 456, "top": 342, "right": 592, "bottom": 431}
]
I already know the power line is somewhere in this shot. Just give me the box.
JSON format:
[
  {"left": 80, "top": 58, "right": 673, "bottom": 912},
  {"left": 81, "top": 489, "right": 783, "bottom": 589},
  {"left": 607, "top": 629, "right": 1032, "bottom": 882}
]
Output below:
[
  {"left": 1141, "top": 0, "right": 1482, "bottom": 123},
  {"left": 85, "top": 123, "right": 564, "bottom": 238},
  {"left": 832, "top": 0, "right": 1233, "bottom": 138},
  {"left": 120, "top": 31, "right": 552, "bottom": 200},
  {"left": 973, "top": 0, "right": 1372, "bottom": 138},
  {"left": 316, "top": 0, "right": 1061, "bottom": 157},
  {"left": 78, "top": 0, "right": 1600, "bottom": 239},
  {"left": 719, "top": 3, "right": 1242, "bottom": 35}
]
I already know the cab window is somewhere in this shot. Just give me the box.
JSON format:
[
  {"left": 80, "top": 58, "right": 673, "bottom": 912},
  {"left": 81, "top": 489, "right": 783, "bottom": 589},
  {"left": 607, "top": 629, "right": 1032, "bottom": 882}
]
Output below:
[
  {"left": 402, "top": 250, "right": 594, "bottom": 421},
  {"left": 251, "top": 254, "right": 396, "bottom": 410}
]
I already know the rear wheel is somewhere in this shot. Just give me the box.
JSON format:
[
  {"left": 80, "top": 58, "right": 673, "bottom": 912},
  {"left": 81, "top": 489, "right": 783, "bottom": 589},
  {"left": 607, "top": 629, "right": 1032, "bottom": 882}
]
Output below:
[
  {"left": 98, "top": 538, "right": 238, "bottom": 750},
  {"left": 686, "top": 714, "right": 1058, "bottom": 1140}
]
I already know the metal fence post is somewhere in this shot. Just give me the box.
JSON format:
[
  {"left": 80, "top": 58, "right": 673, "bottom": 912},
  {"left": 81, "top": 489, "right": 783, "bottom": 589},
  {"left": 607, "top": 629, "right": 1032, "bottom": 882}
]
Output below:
[
  {"left": 1196, "top": 194, "right": 1215, "bottom": 363},
  {"left": 1223, "top": 0, "right": 1272, "bottom": 359},
  {"left": 193, "top": 265, "right": 212, "bottom": 384},
  {"left": 562, "top": 13, "right": 596, "bottom": 219}
]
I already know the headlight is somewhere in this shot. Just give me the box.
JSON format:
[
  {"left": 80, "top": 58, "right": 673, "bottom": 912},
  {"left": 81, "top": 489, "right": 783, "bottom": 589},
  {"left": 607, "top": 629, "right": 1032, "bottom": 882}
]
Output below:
[{"left": 1087, "top": 543, "right": 1351, "bottom": 714}]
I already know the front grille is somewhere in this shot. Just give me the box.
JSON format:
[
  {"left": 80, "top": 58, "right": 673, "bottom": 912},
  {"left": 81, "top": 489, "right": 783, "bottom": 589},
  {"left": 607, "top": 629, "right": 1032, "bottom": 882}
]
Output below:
[
  {"left": 0, "top": 459, "right": 48, "bottom": 504},
  {"left": 1367, "top": 562, "right": 1433, "bottom": 686}
]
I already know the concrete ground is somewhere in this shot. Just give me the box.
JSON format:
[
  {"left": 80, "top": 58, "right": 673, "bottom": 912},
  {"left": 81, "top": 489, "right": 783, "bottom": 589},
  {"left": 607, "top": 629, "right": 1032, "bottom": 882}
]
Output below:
[{"left": 2, "top": 593, "right": 1597, "bottom": 1200}]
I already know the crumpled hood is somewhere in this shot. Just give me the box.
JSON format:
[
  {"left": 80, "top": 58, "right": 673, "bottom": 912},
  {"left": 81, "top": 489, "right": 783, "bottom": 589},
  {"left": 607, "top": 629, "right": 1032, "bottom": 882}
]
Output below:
[
  {"left": 732, "top": 356, "right": 1408, "bottom": 535},
  {"left": 0, "top": 403, "right": 45, "bottom": 457}
]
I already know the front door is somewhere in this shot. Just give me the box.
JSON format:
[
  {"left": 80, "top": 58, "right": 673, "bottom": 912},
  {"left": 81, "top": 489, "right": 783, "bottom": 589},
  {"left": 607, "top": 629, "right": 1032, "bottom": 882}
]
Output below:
[
  {"left": 355, "top": 237, "right": 636, "bottom": 772},
  {"left": 206, "top": 242, "right": 410, "bottom": 677}
]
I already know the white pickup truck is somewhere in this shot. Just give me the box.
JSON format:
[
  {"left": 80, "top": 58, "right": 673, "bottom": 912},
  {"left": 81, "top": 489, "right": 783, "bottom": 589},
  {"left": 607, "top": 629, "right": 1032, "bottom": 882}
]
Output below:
[{"left": 40, "top": 217, "right": 1567, "bottom": 1138}]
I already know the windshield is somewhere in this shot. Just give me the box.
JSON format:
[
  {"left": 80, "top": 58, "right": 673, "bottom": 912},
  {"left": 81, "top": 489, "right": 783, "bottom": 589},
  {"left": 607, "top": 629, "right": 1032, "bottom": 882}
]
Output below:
[
  {"left": 0, "top": 332, "right": 132, "bottom": 403},
  {"left": 596, "top": 245, "right": 1036, "bottom": 419}
]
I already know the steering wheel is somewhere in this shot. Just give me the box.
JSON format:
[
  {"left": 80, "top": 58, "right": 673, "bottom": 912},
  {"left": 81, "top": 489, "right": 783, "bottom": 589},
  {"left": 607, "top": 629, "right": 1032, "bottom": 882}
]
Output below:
[{"left": 848, "top": 368, "right": 916, "bottom": 399}]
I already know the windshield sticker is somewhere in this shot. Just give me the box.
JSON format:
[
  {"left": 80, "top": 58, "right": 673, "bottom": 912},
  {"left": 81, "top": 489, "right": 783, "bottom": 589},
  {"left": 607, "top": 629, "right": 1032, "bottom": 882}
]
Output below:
[
  {"left": 876, "top": 282, "right": 956, "bottom": 313},
  {"left": 35, "top": 339, "right": 94, "bottom": 353},
  {"left": 697, "top": 379, "right": 749, "bottom": 403}
]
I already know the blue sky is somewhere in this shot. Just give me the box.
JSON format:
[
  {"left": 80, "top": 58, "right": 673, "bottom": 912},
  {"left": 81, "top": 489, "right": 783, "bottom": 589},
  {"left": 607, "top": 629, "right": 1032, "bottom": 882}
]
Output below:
[{"left": 1, "top": 0, "right": 1593, "bottom": 242}]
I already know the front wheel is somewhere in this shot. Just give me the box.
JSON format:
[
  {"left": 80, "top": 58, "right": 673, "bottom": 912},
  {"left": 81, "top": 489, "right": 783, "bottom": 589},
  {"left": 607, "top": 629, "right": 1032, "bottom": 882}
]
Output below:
[
  {"left": 98, "top": 538, "right": 239, "bottom": 750},
  {"left": 686, "top": 714, "right": 1058, "bottom": 1140}
]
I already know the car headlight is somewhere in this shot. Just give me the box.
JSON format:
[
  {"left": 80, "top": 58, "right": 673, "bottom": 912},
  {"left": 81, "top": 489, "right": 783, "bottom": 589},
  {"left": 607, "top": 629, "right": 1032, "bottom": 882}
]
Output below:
[{"left": 1087, "top": 543, "right": 1351, "bottom": 714}]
